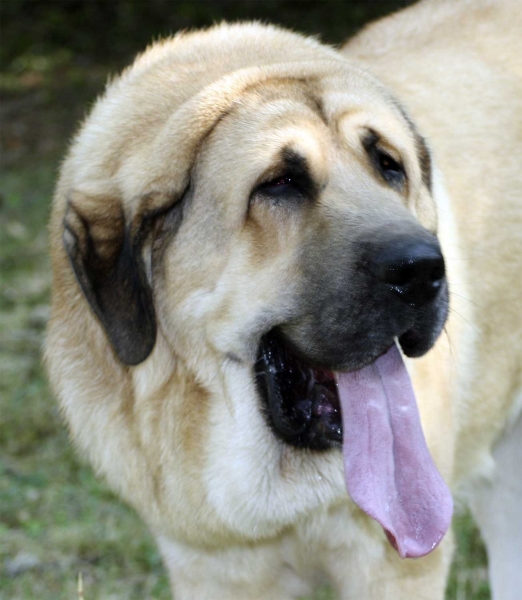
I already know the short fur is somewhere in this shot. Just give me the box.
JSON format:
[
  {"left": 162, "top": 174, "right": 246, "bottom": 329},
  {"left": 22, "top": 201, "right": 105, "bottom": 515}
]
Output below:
[{"left": 46, "top": 1, "right": 522, "bottom": 598}]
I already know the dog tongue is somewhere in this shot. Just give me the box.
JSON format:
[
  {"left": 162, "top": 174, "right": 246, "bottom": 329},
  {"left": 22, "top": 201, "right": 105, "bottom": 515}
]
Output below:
[{"left": 336, "top": 343, "right": 453, "bottom": 558}]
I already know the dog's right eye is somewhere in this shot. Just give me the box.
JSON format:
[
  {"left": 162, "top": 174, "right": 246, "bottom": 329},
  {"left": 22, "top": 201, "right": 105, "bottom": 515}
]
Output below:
[{"left": 257, "top": 175, "right": 302, "bottom": 198}]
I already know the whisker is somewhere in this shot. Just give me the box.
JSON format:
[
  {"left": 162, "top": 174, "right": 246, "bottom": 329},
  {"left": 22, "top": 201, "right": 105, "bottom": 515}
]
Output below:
[
  {"left": 442, "top": 324, "right": 461, "bottom": 375},
  {"left": 449, "top": 290, "right": 485, "bottom": 310},
  {"left": 217, "top": 355, "right": 236, "bottom": 419},
  {"left": 449, "top": 307, "right": 483, "bottom": 339}
]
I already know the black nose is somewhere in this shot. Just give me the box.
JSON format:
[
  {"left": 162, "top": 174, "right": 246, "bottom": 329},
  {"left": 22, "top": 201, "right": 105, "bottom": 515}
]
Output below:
[{"left": 374, "top": 239, "right": 445, "bottom": 306}]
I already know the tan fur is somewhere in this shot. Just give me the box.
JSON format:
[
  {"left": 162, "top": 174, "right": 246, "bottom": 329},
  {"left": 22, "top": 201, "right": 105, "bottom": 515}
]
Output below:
[{"left": 46, "top": 1, "right": 522, "bottom": 598}]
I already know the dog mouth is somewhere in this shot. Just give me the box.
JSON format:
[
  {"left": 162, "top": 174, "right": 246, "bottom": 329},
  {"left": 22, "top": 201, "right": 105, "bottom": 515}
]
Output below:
[
  {"left": 254, "top": 329, "right": 406, "bottom": 450},
  {"left": 254, "top": 330, "right": 344, "bottom": 450},
  {"left": 254, "top": 329, "right": 453, "bottom": 559}
]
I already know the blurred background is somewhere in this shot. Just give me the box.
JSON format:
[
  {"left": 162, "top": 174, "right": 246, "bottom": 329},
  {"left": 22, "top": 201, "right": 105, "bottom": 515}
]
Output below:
[{"left": 0, "top": 1, "right": 489, "bottom": 598}]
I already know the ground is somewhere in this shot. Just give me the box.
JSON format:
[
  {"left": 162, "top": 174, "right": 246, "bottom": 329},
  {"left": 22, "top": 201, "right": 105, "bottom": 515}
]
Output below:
[{"left": 0, "top": 4, "right": 490, "bottom": 598}]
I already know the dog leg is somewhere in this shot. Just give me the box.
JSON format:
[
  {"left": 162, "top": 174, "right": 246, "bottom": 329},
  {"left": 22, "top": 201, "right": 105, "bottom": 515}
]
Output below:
[{"left": 470, "top": 404, "right": 522, "bottom": 600}]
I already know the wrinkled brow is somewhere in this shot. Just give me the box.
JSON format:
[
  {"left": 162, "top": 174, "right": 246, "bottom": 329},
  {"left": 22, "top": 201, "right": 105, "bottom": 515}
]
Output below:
[
  {"left": 279, "top": 147, "right": 318, "bottom": 198},
  {"left": 393, "top": 100, "right": 433, "bottom": 191}
]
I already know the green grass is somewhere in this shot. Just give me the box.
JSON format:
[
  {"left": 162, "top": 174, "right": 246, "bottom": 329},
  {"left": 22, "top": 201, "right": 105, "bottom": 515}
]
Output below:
[{"left": 0, "top": 158, "right": 491, "bottom": 599}]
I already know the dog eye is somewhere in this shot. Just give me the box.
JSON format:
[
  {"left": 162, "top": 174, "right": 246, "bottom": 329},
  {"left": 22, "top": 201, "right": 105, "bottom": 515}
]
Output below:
[
  {"left": 257, "top": 175, "right": 302, "bottom": 198},
  {"left": 375, "top": 149, "right": 405, "bottom": 185},
  {"left": 363, "top": 130, "right": 406, "bottom": 188}
]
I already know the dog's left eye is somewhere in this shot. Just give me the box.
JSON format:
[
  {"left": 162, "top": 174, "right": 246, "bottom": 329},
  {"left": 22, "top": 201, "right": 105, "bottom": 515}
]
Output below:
[
  {"left": 363, "top": 131, "right": 406, "bottom": 188},
  {"left": 375, "top": 149, "right": 405, "bottom": 185}
]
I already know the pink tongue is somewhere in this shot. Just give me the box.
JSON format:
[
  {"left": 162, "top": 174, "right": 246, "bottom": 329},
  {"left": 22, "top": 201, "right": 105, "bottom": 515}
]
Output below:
[{"left": 336, "top": 343, "right": 453, "bottom": 558}]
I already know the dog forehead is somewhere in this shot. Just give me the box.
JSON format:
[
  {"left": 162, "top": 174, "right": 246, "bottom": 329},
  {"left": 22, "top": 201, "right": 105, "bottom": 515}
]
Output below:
[
  {"left": 208, "top": 71, "right": 414, "bottom": 160},
  {"left": 198, "top": 94, "right": 329, "bottom": 173},
  {"left": 64, "top": 57, "right": 417, "bottom": 226},
  {"left": 195, "top": 71, "right": 404, "bottom": 174}
]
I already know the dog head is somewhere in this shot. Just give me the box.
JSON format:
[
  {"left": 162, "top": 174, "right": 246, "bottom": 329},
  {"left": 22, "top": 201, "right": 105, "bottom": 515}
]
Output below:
[{"left": 49, "top": 24, "right": 448, "bottom": 543}]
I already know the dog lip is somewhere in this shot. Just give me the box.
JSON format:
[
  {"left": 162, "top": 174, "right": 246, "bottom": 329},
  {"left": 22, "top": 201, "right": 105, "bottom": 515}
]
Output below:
[
  {"left": 273, "top": 324, "right": 395, "bottom": 374},
  {"left": 254, "top": 330, "right": 343, "bottom": 450},
  {"left": 333, "top": 342, "right": 395, "bottom": 373},
  {"left": 398, "top": 325, "right": 436, "bottom": 357}
]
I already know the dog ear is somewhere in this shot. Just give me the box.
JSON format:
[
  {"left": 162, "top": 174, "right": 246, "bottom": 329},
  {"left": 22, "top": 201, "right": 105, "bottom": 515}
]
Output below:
[
  {"left": 59, "top": 63, "right": 336, "bottom": 365},
  {"left": 63, "top": 192, "right": 159, "bottom": 366}
]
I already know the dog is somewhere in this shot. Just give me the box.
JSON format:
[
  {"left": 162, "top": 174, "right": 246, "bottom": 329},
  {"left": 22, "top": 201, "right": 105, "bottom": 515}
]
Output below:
[{"left": 45, "top": 0, "right": 522, "bottom": 598}]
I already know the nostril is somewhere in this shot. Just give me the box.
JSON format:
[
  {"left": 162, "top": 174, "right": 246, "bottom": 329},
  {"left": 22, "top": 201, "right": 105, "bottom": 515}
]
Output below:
[
  {"left": 384, "top": 261, "right": 417, "bottom": 287},
  {"left": 374, "top": 239, "right": 445, "bottom": 305},
  {"left": 430, "top": 262, "right": 445, "bottom": 283}
]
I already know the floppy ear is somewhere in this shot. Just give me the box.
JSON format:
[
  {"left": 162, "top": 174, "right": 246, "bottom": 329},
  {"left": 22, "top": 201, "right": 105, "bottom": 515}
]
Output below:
[
  {"left": 59, "top": 62, "right": 342, "bottom": 365},
  {"left": 63, "top": 193, "right": 158, "bottom": 366}
]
